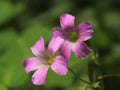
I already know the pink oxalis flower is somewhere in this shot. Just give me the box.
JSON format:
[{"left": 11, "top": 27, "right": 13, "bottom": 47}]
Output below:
[
  {"left": 23, "top": 36, "right": 68, "bottom": 85},
  {"left": 53, "top": 13, "right": 94, "bottom": 59}
]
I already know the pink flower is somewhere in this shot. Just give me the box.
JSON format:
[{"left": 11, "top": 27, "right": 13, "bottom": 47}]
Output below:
[
  {"left": 53, "top": 13, "right": 94, "bottom": 59},
  {"left": 23, "top": 36, "right": 68, "bottom": 85}
]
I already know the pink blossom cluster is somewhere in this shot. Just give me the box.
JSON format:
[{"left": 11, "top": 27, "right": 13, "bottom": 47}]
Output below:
[{"left": 23, "top": 13, "right": 94, "bottom": 85}]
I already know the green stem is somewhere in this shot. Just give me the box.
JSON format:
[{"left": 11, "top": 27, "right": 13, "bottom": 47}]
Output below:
[
  {"left": 104, "top": 74, "right": 120, "bottom": 78},
  {"left": 68, "top": 68, "right": 90, "bottom": 85},
  {"left": 97, "top": 74, "right": 119, "bottom": 90},
  {"left": 98, "top": 73, "right": 120, "bottom": 79},
  {"left": 90, "top": 40, "right": 104, "bottom": 90}
]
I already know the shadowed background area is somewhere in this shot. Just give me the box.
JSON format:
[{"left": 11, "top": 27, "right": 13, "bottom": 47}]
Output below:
[{"left": 0, "top": 0, "right": 120, "bottom": 90}]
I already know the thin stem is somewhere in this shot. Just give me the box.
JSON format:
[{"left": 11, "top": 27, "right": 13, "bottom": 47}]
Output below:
[
  {"left": 68, "top": 68, "right": 90, "bottom": 85},
  {"left": 104, "top": 74, "right": 120, "bottom": 78},
  {"left": 90, "top": 40, "right": 104, "bottom": 90},
  {"left": 97, "top": 73, "right": 120, "bottom": 79}
]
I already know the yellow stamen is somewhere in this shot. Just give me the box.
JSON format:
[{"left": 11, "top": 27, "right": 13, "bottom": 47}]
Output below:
[{"left": 46, "top": 56, "right": 54, "bottom": 65}]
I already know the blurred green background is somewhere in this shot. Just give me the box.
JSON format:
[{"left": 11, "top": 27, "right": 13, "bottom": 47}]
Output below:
[{"left": 0, "top": 0, "right": 120, "bottom": 90}]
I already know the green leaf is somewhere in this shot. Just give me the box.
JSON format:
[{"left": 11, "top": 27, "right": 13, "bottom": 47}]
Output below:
[
  {"left": 91, "top": 82, "right": 100, "bottom": 88},
  {"left": 76, "top": 82, "right": 100, "bottom": 90}
]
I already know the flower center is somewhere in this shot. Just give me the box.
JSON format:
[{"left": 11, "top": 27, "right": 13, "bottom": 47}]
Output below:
[
  {"left": 46, "top": 56, "right": 54, "bottom": 65},
  {"left": 68, "top": 31, "right": 78, "bottom": 42}
]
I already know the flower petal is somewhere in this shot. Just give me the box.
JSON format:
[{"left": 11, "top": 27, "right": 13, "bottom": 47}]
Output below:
[
  {"left": 78, "top": 30, "right": 94, "bottom": 41},
  {"left": 52, "top": 27, "right": 69, "bottom": 40},
  {"left": 31, "top": 37, "right": 46, "bottom": 57},
  {"left": 52, "top": 27, "right": 63, "bottom": 37},
  {"left": 23, "top": 57, "right": 44, "bottom": 73},
  {"left": 32, "top": 65, "right": 49, "bottom": 85},
  {"left": 48, "top": 36, "right": 64, "bottom": 55},
  {"left": 76, "top": 21, "right": 92, "bottom": 34},
  {"left": 51, "top": 56, "right": 68, "bottom": 75},
  {"left": 72, "top": 41, "right": 91, "bottom": 59},
  {"left": 60, "top": 13, "right": 74, "bottom": 31},
  {"left": 59, "top": 41, "right": 73, "bottom": 60}
]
